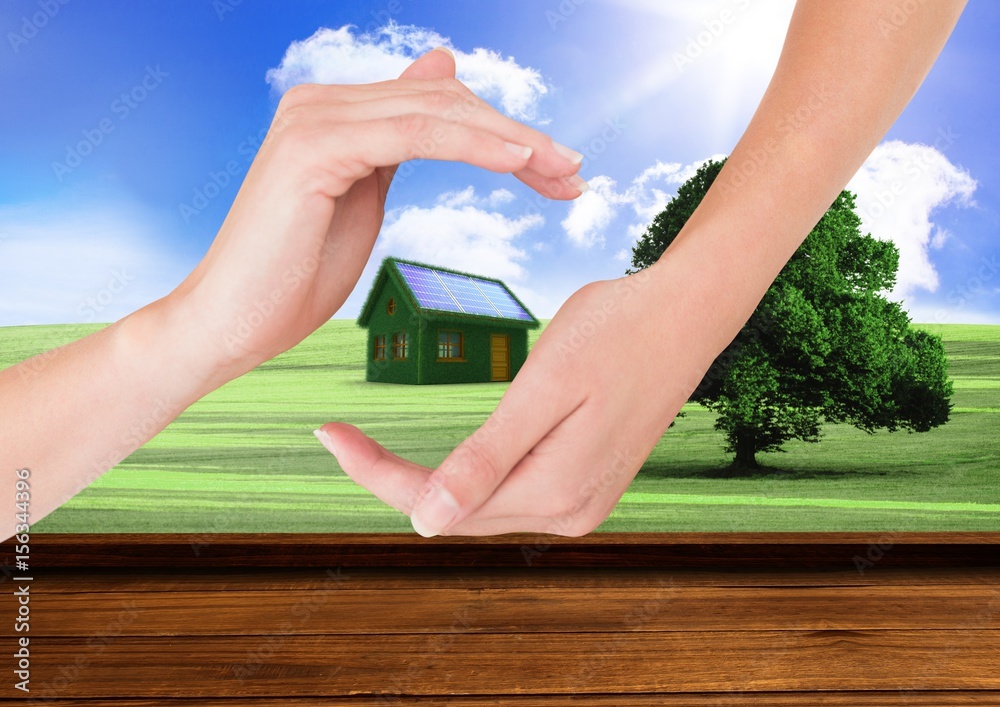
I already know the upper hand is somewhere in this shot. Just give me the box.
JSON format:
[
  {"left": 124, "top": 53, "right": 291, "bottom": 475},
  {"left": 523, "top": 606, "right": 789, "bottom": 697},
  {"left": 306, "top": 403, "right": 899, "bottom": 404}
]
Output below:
[{"left": 164, "top": 48, "right": 586, "bottom": 384}]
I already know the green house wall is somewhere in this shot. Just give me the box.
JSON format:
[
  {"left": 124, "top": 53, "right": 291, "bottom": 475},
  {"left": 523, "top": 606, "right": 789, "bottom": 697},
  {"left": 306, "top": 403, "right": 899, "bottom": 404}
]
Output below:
[
  {"left": 362, "top": 272, "right": 530, "bottom": 385},
  {"left": 364, "top": 275, "right": 420, "bottom": 385},
  {"left": 412, "top": 312, "right": 529, "bottom": 385}
]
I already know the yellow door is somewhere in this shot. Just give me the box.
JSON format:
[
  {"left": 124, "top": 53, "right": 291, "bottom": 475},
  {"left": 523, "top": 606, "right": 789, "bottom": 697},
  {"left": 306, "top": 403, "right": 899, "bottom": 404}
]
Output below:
[{"left": 490, "top": 334, "right": 510, "bottom": 382}]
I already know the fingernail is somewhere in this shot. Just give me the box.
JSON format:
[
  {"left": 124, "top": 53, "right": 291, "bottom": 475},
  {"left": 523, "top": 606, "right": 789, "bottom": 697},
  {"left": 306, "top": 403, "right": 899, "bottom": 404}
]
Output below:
[
  {"left": 552, "top": 141, "right": 584, "bottom": 165},
  {"left": 313, "top": 428, "right": 338, "bottom": 459},
  {"left": 504, "top": 141, "right": 533, "bottom": 160},
  {"left": 410, "top": 484, "right": 460, "bottom": 538},
  {"left": 566, "top": 174, "right": 589, "bottom": 193},
  {"left": 432, "top": 46, "right": 455, "bottom": 59}
]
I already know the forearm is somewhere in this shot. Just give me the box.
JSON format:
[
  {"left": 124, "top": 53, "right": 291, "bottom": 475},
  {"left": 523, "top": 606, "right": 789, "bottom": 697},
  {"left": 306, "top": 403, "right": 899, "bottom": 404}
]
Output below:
[
  {"left": 0, "top": 295, "right": 225, "bottom": 539},
  {"left": 654, "top": 0, "right": 966, "bottom": 358}
]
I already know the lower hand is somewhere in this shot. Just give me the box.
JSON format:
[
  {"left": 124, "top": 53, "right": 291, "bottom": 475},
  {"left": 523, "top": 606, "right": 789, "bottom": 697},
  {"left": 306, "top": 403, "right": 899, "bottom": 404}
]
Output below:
[{"left": 317, "top": 255, "right": 720, "bottom": 536}]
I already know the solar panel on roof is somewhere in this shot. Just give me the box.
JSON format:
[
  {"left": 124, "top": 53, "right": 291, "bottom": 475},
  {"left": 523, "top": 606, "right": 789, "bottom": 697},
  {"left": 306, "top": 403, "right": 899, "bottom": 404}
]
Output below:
[
  {"left": 394, "top": 262, "right": 533, "bottom": 321},
  {"left": 474, "top": 280, "right": 535, "bottom": 321},
  {"left": 395, "top": 263, "right": 456, "bottom": 311},
  {"left": 434, "top": 270, "right": 502, "bottom": 317}
]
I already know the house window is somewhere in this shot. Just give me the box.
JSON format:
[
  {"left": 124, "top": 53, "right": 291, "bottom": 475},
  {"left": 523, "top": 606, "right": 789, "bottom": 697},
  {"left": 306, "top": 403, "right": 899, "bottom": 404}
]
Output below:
[
  {"left": 438, "top": 330, "right": 463, "bottom": 360},
  {"left": 373, "top": 335, "right": 386, "bottom": 361},
  {"left": 392, "top": 332, "right": 408, "bottom": 360},
  {"left": 387, "top": 298, "right": 396, "bottom": 315}
]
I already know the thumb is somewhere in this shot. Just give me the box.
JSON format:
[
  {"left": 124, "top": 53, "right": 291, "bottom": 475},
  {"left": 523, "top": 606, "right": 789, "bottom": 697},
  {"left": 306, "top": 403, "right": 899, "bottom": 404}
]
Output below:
[
  {"left": 399, "top": 46, "right": 456, "bottom": 80},
  {"left": 407, "top": 362, "right": 572, "bottom": 537}
]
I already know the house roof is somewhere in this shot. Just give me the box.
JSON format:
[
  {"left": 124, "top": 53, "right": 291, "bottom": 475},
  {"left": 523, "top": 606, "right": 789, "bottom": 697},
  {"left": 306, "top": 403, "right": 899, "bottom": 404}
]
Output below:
[{"left": 357, "top": 257, "right": 539, "bottom": 329}]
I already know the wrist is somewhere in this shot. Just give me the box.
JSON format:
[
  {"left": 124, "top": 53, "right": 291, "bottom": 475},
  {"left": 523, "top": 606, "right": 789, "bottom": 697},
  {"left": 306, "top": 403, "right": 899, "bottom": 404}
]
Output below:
[
  {"left": 114, "top": 293, "right": 237, "bottom": 404},
  {"left": 647, "top": 229, "right": 762, "bottom": 358}
]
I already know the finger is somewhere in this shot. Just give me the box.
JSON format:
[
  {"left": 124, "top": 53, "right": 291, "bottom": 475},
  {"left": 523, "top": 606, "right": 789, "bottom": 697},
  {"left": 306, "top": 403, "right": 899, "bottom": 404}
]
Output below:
[
  {"left": 280, "top": 47, "right": 456, "bottom": 107},
  {"left": 407, "top": 352, "right": 587, "bottom": 537},
  {"left": 315, "top": 423, "right": 431, "bottom": 515},
  {"left": 294, "top": 94, "right": 587, "bottom": 187},
  {"left": 442, "top": 401, "right": 617, "bottom": 536},
  {"left": 300, "top": 114, "right": 537, "bottom": 195},
  {"left": 286, "top": 49, "right": 582, "bottom": 179},
  {"left": 514, "top": 165, "right": 590, "bottom": 200},
  {"left": 399, "top": 48, "right": 582, "bottom": 176},
  {"left": 399, "top": 46, "right": 456, "bottom": 80}
]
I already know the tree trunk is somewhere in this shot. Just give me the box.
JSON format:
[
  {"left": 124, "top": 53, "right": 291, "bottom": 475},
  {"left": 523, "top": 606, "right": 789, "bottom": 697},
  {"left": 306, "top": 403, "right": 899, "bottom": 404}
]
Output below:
[{"left": 733, "top": 431, "right": 760, "bottom": 470}]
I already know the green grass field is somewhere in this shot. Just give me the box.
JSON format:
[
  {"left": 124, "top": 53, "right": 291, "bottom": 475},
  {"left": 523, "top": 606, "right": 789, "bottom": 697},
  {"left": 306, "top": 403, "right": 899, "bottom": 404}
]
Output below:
[{"left": 3, "top": 320, "right": 999, "bottom": 533}]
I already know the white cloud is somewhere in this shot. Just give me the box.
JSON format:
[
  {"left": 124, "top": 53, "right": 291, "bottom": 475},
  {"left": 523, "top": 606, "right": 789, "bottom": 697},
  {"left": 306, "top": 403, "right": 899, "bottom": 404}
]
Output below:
[
  {"left": 377, "top": 187, "right": 543, "bottom": 281},
  {"left": 434, "top": 185, "right": 517, "bottom": 211},
  {"left": 266, "top": 22, "right": 548, "bottom": 121},
  {"left": 487, "top": 188, "right": 515, "bottom": 206},
  {"left": 624, "top": 157, "right": 723, "bottom": 226},
  {"left": 436, "top": 186, "right": 477, "bottom": 208},
  {"left": 561, "top": 156, "right": 726, "bottom": 248},
  {"left": 0, "top": 201, "right": 189, "bottom": 326},
  {"left": 560, "top": 175, "right": 623, "bottom": 248},
  {"left": 847, "top": 140, "right": 977, "bottom": 299}
]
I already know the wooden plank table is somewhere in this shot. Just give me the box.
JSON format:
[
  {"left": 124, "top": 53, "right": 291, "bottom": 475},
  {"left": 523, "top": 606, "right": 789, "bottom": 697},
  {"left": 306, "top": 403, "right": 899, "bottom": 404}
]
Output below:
[{"left": 2, "top": 533, "right": 998, "bottom": 703}]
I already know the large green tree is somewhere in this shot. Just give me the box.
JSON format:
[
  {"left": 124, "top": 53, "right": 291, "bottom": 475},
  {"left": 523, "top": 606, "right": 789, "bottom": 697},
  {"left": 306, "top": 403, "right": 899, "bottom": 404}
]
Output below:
[{"left": 631, "top": 159, "right": 952, "bottom": 469}]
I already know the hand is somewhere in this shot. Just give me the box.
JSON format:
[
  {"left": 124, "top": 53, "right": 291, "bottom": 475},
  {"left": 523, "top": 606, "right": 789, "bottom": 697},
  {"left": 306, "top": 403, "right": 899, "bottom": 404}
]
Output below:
[
  {"left": 157, "top": 47, "right": 586, "bottom": 387},
  {"left": 316, "top": 254, "right": 722, "bottom": 536}
]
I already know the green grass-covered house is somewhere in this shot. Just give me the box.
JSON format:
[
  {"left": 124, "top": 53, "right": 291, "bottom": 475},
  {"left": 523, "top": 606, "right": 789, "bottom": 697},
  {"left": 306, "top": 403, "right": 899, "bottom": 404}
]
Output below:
[{"left": 357, "top": 257, "right": 540, "bottom": 384}]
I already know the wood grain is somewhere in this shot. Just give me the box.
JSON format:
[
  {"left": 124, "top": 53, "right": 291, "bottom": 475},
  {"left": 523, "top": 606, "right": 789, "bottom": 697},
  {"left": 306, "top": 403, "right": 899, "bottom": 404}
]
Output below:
[
  {"left": 1, "top": 534, "right": 997, "bottom": 701},
  {"left": 1, "top": 694, "right": 999, "bottom": 705},
  {"left": 4, "top": 631, "right": 1000, "bottom": 698},
  {"left": 5, "top": 532, "right": 1000, "bottom": 568},
  {"left": 24, "top": 565, "right": 1000, "bottom": 593},
  {"left": 25, "top": 585, "right": 1000, "bottom": 635}
]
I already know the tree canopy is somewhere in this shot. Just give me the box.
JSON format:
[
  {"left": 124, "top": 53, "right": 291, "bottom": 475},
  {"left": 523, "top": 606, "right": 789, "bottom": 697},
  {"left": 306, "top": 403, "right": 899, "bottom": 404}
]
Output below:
[{"left": 630, "top": 158, "right": 952, "bottom": 469}]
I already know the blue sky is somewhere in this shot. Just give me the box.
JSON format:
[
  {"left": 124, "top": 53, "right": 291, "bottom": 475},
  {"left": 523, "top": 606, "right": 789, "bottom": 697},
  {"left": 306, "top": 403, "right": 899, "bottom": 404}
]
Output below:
[{"left": 1, "top": 0, "right": 998, "bottom": 326}]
